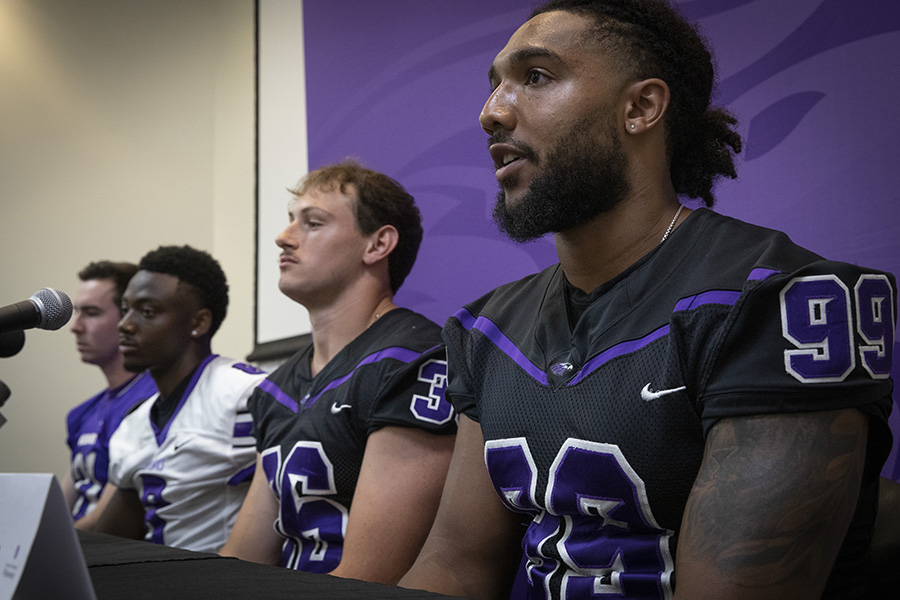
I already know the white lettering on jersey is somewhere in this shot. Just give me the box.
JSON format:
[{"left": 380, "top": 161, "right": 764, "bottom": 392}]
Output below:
[{"left": 77, "top": 432, "right": 99, "bottom": 446}]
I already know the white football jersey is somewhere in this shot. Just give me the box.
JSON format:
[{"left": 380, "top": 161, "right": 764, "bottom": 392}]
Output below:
[{"left": 109, "top": 355, "right": 266, "bottom": 552}]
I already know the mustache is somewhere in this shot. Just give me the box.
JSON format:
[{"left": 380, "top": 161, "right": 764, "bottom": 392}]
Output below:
[{"left": 487, "top": 132, "right": 538, "bottom": 163}]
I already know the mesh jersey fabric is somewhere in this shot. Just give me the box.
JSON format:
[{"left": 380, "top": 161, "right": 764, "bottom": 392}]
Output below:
[
  {"left": 65, "top": 370, "right": 158, "bottom": 520},
  {"left": 108, "top": 354, "right": 267, "bottom": 553},
  {"left": 443, "top": 208, "right": 894, "bottom": 599},
  {"left": 249, "top": 308, "right": 457, "bottom": 572}
]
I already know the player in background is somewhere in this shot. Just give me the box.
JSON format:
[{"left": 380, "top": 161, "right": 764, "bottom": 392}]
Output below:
[
  {"left": 91, "top": 245, "right": 267, "bottom": 553},
  {"left": 220, "top": 161, "right": 456, "bottom": 585},
  {"left": 63, "top": 260, "right": 157, "bottom": 529},
  {"left": 400, "top": 1, "right": 895, "bottom": 598}
]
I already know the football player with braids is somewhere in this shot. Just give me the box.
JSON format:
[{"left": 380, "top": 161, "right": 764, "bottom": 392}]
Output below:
[
  {"left": 401, "top": 1, "right": 894, "bottom": 598},
  {"left": 92, "top": 245, "right": 267, "bottom": 553},
  {"left": 220, "top": 160, "right": 457, "bottom": 584}
]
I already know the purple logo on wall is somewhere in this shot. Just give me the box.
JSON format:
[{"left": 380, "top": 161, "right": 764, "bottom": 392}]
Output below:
[{"left": 302, "top": 0, "right": 900, "bottom": 478}]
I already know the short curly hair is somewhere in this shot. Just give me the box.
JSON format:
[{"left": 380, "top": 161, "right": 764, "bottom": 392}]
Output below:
[
  {"left": 78, "top": 260, "right": 138, "bottom": 307},
  {"left": 531, "top": 0, "right": 742, "bottom": 206},
  {"left": 290, "top": 159, "right": 423, "bottom": 294},
  {"left": 137, "top": 245, "right": 229, "bottom": 337}
]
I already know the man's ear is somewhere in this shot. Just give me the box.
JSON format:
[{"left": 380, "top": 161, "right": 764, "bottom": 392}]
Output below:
[
  {"left": 623, "top": 78, "right": 670, "bottom": 134},
  {"left": 363, "top": 224, "right": 399, "bottom": 266},
  {"left": 190, "top": 308, "right": 213, "bottom": 338}
]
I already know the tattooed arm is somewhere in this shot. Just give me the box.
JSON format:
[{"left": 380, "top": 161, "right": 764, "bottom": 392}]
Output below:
[{"left": 673, "top": 408, "right": 868, "bottom": 600}]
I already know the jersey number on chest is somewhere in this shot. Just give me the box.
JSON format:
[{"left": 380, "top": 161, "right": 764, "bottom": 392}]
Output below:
[
  {"left": 486, "top": 438, "right": 675, "bottom": 599},
  {"left": 262, "top": 443, "right": 348, "bottom": 572}
]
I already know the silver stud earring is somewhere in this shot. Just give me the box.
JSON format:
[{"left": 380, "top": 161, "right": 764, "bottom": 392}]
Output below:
[
  {"left": 630, "top": 123, "right": 636, "bottom": 130},
  {"left": 191, "top": 330, "right": 198, "bottom": 337}
]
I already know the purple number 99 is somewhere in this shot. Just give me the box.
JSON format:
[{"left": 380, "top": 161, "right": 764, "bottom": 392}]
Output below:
[{"left": 780, "top": 274, "right": 895, "bottom": 383}]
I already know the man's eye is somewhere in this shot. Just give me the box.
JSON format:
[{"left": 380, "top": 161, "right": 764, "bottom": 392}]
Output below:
[
  {"left": 141, "top": 308, "right": 155, "bottom": 318},
  {"left": 526, "top": 69, "right": 547, "bottom": 85}
]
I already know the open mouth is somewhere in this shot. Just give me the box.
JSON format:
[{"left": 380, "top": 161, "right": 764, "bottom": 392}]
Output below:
[
  {"left": 489, "top": 143, "right": 529, "bottom": 181},
  {"left": 500, "top": 153, "right": 522, "bottom": 169}
]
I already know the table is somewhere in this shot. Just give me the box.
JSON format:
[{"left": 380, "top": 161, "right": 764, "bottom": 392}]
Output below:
[{"left": 79, "top": 531, "right": 464, "bottom": 600}]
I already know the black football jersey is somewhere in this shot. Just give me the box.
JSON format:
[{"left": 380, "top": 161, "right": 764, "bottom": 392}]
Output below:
[
  {"left": 443, "top": 208, "right": 894, "bottom": 599},
  {"left": 249, "top": 308, "right": 456, "bottom": 572}
]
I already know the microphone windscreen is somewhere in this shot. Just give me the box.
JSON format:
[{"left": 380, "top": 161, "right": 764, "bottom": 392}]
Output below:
[
  {"left": 30, "top": 288, "right": 73, "bottom": 330},
  {"left": 0, "top": 330, "right": 25, "bottom": 357}
]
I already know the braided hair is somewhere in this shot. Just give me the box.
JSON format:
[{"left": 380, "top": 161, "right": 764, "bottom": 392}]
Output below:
[{"left": 532, "top": 0, "right": 742, "bottom": 206}]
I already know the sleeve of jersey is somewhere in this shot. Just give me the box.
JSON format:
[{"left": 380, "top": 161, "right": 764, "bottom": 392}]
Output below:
[
  {"left": 440, "top": 310, "right": 480, "bottom": 423},
  {"left": 699, "top": 260, "right": 895, "bottom": 430},
  {"left": 365, "top": 344, "right": 457, "bottom": 435},
  {"left": 232, "top": 370, "right": 267, "bottom": 449}
]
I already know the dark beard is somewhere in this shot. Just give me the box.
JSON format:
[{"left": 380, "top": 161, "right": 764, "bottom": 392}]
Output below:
[{"left": 492, "top": 121, "right": 630, "bottom": 243}]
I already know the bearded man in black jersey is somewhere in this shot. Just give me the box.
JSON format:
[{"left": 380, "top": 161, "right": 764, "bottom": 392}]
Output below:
[{"left": 401, "top": 1, "right": 895, "bottom": 599}]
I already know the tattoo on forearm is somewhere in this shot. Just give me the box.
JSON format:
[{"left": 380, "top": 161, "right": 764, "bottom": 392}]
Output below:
[{"left": 680, "top": 409, "right": 867, "bottom": 589}]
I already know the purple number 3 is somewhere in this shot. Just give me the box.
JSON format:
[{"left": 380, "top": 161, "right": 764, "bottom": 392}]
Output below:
[{"left": 410, "top": 359, "right": 454, "bottom": 425}]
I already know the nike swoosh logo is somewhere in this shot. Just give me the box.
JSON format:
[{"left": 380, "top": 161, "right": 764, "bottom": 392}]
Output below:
[
  {"left": 330, "top": 402, "right": 352, "bottom": 414},
  {"left": 640, "top": 383, "right": 686, "bottom": 401}
]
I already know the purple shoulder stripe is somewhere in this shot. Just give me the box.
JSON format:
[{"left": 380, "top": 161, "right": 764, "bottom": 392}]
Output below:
[
  {"left": 232, "top": 362, "right": 266, "bottom": 375},
  {"left": 748, "top": 267, "right": 781, "bottom": 281},
  {"left": 673, "top": 290, "right": 741, "bottom": 312},
  {"left": 573, "top": 269, "right": 776, "bottom": 385},
  {"left": 568, "top": 325, "right": 670, "bottom": 386},
  {"left": 233, "top": 417, "right": 253, "bottom": 439},
  {"left": 451, "top": 307, "right": 477, "bottom": 329},
  {"left": 258, "top": 379, "right": 298, "bottom": 414},
  {"left": 455, "top": 265, "right": 778, "bottom": 389},
  {"left": 455, "top": 308, "right": 548, "bottom": 386},
  {"left": 305, "top": 344, "right": 442, "bottom": 407},
  {"left": 672, "top": 268, "right": 779, "bottom": 312}
]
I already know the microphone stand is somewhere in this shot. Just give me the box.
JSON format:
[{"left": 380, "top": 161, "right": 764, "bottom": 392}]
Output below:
[
  {"left": 0, "top": 329, "right": 24, "bottom": 430},
  {"left": 0, "top": 378, "right": 9, "bottom": 430}
]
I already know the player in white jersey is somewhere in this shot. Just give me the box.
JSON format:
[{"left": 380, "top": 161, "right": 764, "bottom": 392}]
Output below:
[
  {"left": 109, "top": 354, "right": 264, "bottom": 552},
  {"left": 92, "top": 245, "right": 266, "bottom": 553}
]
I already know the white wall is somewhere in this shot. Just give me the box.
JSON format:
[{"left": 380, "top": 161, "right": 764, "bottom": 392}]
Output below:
[{"left": 0, "top": 0, "right": 260, "bottom": 478}]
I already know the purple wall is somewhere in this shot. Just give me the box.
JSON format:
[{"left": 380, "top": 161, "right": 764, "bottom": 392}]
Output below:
[{"left": 302, "top": 0, "right": 900, "bottom": 479}]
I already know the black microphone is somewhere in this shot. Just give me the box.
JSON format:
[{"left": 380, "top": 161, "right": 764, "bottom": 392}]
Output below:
[
  {"left": 0, "top": 330, "right": 25, "bottom": 357},
  {"left": 0, "top": 288, "right": 73, "bottom": 334}
]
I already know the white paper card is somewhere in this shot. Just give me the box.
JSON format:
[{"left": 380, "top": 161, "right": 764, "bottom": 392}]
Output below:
[{"left": 0, "top": 473, "right": 96, "bottom": 600}]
